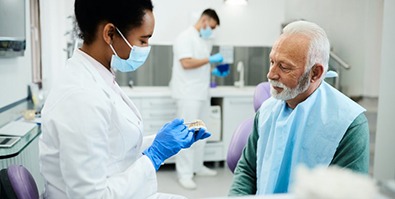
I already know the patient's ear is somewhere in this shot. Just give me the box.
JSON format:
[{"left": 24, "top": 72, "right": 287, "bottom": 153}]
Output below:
[{"left": 311, "top": 64, "right": 324, "bottom": 82}]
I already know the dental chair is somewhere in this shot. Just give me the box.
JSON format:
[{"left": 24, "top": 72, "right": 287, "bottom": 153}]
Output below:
[
  {"left": 226, "top": 82, "right": 271, "bottom": 173},
  {"left": 0, "top": 165, "right": 39, "bottom": 199}
]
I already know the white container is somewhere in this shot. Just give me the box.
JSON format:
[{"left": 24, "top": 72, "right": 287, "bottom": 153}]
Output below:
[{"left": 206, "top": 106, "right": 221, "bottom": 142}]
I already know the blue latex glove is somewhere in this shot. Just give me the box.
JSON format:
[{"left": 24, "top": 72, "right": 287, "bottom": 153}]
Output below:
[
  {"left": 212, "top": 64, "right": 230, "bottom": 77},
  {"left": 209, "top": 53, "right": 224, "bottom": 63},
  {"left": 143, "top": 118, "right": 211, "bottom": 170}
]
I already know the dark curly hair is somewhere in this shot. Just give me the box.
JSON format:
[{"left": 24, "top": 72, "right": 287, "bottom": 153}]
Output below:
[{"left": 74, "top": 0, "right": 153, "bottom": 44}]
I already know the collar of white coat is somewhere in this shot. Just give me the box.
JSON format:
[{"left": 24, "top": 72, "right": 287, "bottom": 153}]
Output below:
[
  {"left": 75, "top": 49, "right": 116, "bottom": 96},
  {"left": 72, "top": 49, "right": 143, "bottom": 121},
  {"left": 78, "top": 49, "right": 116, "bottom": 87},
  {"left": 189, "top": 26, "right": 200, "bottom": 37}
]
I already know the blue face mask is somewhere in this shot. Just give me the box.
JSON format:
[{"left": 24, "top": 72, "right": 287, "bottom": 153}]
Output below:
[
  {"left": 200, "top": 25, "right": 212, "bottom": 39},
  {"left": 109, "top": 28, "right": 151, "bottom": 72}
]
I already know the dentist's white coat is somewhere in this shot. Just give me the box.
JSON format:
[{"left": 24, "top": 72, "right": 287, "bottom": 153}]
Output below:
[{"left": 39, "top": 50, "right": 159, "bottom": 199}]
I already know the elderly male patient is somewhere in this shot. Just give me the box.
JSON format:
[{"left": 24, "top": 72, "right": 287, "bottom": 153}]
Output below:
[{"left": 229, "top": 21, "right": 369, "bottom": 195}]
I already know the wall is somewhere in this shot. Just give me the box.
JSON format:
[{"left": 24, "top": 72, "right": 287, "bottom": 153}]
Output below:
[
  {"left": 150, "top": 0, "right": 285, "bottom": 46},
  {"left": 39, "top": 0, "right": 73, "bottom": 93},
  {"left": 40, "top": 0, "right": 382, "bottom": 98},
  {"left": 284, "top": 0, "right": 383, "bottom": 97},
  {"left": 0, "top": 0, "right": 32, "bottom": 108},
  {"left": 373, "top": 0, "right": 395, "bottom": 181},
  {"left": 39, "top": 0, "right": 285, "bottom": 92},
  {"left": 362, "top": 1, "right": 383, "bottom": 98},
  {"left": 116, "top": 46, "right": 272, "bottom": 87}
]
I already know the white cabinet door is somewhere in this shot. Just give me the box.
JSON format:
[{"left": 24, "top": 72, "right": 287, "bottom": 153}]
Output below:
[
  {"left": 222, "top": 97, "right": 255, "bottom": 159},
  {"left": 131, "top": 98, "right": 142, "bottom": 110},
  {"left": 136, "top": 97, "right": 177, "bottom": 136},
  {"left": 165, "top": 142, "right": 224, "bottom": 163},
  {"left": 141, "top": 98, "right": 176, "bottom": 109}
]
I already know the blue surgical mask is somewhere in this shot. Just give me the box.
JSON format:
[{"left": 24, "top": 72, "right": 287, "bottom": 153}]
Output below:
[
  {"left": 200, "top": 25, "right": 212, "bottom": 39},
  {"left": 109, "top": 28, "right": 151, "bottom": 72}
]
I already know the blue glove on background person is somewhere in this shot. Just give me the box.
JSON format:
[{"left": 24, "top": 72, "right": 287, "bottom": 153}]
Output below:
[
  {"left": 209, "top": 53, "right": 224, "bottom": 63},
  {"left": 212, "top": 64, "right": 230, "bottom": 77},
  {"left": 143, "top": 118, "right": 211, "bottom": 170}
]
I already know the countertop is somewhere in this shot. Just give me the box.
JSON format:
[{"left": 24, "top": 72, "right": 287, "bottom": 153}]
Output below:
[
  {"left": 121, "top": 86, "right": 256, "bottom": 98},
  {"left": 0, "top": 124, "right": 40, "bottom": 159}
]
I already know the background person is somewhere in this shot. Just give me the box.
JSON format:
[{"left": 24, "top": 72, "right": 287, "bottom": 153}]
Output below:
[
  {"left": 229, "top": 20, "right": 369, "bottom": 195},
  {"left": 169, "top": 8, "right": 224, "bottom": 189},
  {"left": 39, "top": 0, "right": 210, "bottom": 198}
]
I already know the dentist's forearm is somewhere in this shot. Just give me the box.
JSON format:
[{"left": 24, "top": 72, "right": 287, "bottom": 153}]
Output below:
[{"left": 180, "top": 57, "right": 209, "bottom": 69}]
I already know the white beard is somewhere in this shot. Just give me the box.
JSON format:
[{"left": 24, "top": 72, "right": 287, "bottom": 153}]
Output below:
[{"left": 269, "top": 69, "right": 311, "bottom": 101}]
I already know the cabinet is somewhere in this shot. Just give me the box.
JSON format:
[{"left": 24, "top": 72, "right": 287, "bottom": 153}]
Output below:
[
  {"left": 124, "top": 86, "right": 255, "bottom": 162},
  {"left": 133, "top": 97, "right": 177, "bottom": 136},
  {"left": 221, "top": 97, "right": 255, "bottom": 159}
]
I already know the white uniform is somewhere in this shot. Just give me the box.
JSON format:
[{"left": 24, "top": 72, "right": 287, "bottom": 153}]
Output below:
[
  {"left": 169, "top": 26, "right": 211, "bottom": 179},
  {"left": 39, "top": 50, "right": 185, "bottom": 199},
  {"left": 170, "top": 26, "right": 212, "bottom": 100}
]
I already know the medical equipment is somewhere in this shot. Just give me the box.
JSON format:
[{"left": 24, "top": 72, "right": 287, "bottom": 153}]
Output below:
[
  {"left": 0, "top": 136, "right": 21, "bottom": 148},
  {"left": 0, "top": 121, "right": 36, "bottom": 137},
  {"left": 219, "top": 45, "right": 234, "bottom": 64},
  {"left": 184, "top": 120, "right": 206, "bottom": 131},
  {"left": 0, "top": 0, "right": 26, "bottom": 57}
]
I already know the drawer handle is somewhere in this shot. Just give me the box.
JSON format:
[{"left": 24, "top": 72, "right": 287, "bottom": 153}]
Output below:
[
  {"left": 229, "top": 100, "right": 252, "bottom": 104},
  {"left": 149, "top": 113, "right": 176, "bottom": 117},
  {"left": 204, "top": 151, "right": 217, "bottom": 155},
  {"left": 149, "top": 102, "right": 176, "bottom": 106}
]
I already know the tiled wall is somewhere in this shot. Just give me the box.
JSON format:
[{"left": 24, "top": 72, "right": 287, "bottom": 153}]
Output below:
[
  {"left": 115, "top": 45, "right": 339, "bottom": 88},
  {"left": 115, "top": 45, "right": 272, "bottom": 87}
]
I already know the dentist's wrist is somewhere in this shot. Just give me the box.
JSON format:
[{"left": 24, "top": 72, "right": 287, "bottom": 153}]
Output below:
[{"left": 143, "top": 148, "right": 163, "bottom": 171}]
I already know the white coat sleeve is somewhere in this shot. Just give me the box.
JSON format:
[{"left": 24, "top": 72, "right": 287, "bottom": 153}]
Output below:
[
  {"left": 49, "top": 88, "right": 157, "bottom": 199},
  {"left": 140, "top": 135, "right": 156, "bottom": 153},
  {"left": 174, "top": 34, "right": 193, "bottom": 60}
]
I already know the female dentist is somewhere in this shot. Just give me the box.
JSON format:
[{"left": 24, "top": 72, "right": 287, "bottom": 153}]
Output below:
[{"left": 39, "top": 0, "right": 210, "bottom": 198}]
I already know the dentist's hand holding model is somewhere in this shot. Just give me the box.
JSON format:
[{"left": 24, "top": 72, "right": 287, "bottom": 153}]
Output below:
[{"left": 144, "top": 119, "right": 210, "bottom": 170}]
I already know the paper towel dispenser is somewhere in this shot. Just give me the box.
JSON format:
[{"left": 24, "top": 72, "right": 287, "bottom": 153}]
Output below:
[{"left": 0, "top": 0, "right": 26, "bottom": 57}]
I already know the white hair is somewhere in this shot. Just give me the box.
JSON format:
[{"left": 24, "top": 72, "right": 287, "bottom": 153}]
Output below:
[{"left": 282, "top": 21, "right": 330, "bottom": 80}]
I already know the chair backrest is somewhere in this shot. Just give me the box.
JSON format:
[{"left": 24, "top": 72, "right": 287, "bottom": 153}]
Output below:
[
  {"left": 0, "top": 165, "right": 39, "bottom": 199},
  {"left": 226, "top": 118, "right": 254, "bottom": 173},
  {"left": 253, "top": 81, "right": 271, "bottom": 112},
  {"left": 226, "top": 81, "right": 271, "bottom": 173}
]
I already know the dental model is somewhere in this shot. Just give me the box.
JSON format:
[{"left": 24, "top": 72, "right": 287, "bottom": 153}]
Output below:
[{"left": 184, "top": 120, "right": 207, "bottom": 131}]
